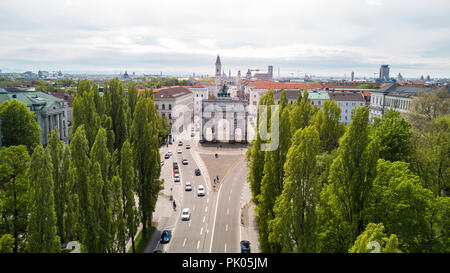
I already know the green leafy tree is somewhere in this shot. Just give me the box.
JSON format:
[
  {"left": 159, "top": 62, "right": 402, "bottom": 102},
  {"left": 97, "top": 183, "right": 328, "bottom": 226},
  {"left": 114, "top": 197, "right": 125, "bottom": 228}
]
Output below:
[
  {"left": 311, "top": 100, "right": 345, "bottom": 152},
  {"left": 318, "top": 106, "right": 380, "bottom": 252},
  {"left": 365, "top": 159, "right": 436, "bottom": 252},
  {"left": 269, "top": 126, "right": 320, "bottom": 252},
  {"left": 247, "top": 92, "right": 273, "bottom": 203},
  {"left": 128, "top": 82, "right": 138, "bottom": 121},
  {"left": 290, "top": 90, "right": 313, "bottom": 134},
  {"left": 349, "top": 223, "right": 401, "bottom": 253},
  {"left": 410, "top": 115, "right": 450, "bottom": 197},
  {"left": 47, "top": 129, "right": 67, "bottom": 242},
  {"left": 0, "top": 234, "right": 14, "bottom": 253},
  {"left": 72, "top": 80, "right": 101, "bottom": 147},
  {"left": 0, "top": 145, "right": 30, "bottom": 253},
  {"left": 105, "top": 78, "right": 129, "bottom": 151},
  {"left": 120, "top": 140, "right": 138, "bottom": 253},
  {"left": 372, "top": 109, "right": 412, "bottom": 162},
  {"left": 0, "top": 99, "right": 40, "bottom": 151},
  {"left": 26, "top": 145, "right": 60, "bottom": 252},
  {"left": 70, "top": 125, "right": 96, "bottom": 252},
  {"left": 131, "top": 96, "right": 162, "bottom": 237}
]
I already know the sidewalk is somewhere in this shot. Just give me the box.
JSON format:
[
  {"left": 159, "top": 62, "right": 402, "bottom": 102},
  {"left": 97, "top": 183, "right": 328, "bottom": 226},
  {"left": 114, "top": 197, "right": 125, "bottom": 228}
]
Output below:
[{"left": 240, "top": 177, "right": 260, "bottom": 253}]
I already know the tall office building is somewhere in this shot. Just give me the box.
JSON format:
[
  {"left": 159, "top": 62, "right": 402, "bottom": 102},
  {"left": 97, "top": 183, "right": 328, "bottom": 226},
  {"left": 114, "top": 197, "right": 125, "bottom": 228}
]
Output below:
[{"left": 379, "top": 65, "right": 390, "bottom": 82}]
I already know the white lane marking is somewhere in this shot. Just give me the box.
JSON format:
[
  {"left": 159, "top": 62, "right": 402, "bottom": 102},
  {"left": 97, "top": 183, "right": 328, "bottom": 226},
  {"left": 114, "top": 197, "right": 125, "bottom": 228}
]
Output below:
[
  {"left": 207, "top": 198, "right": 209, "bottom": 204},
  {"left": 189, "top": 221, "right": 191, "bottom": 227},
  {"left": 224, "top": 243, "right": 227, "bottom": 253},
  {"left": 229, "top": 195, "right": 231, "bottom": 200},
  {"left": 203, "top": 216, "right": 206, "bottom": 223},
  {"left": 227, "top": 208, "right": 229, "bottom": 215},
  {"left": 209, "top": 184, "right": 223, "bottom": 253},
  {"left": 197, "top": 241, "right": 200, "bottom": 249},
  {"left": 205, "top": 206, "right": 208, "bottom": 212},
  {"left": 226, "top": 224, "right": 228, "bottom": 232},
  {"left": 200, "top": 227, "right": 203, "bottom": 235},
  {"left": 183, "top": 238, "right": 187, "bottom": 247}
]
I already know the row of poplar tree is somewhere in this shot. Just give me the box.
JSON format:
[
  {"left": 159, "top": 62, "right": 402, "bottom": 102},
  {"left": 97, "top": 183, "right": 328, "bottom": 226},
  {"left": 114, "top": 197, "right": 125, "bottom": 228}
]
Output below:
[
  {"left": 0, "top": 78, "right": 167, "bottom": 253},
  {"left": 247, "top": 89, "right": 449, "bottom": 253}
]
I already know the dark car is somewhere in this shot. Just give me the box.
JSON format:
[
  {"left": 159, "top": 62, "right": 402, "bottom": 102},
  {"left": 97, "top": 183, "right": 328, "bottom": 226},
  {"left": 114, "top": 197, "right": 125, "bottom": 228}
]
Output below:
[
  {"left": 240, "top": 240, "right": 250, "bottom": 253},
  {"left": 195, "top": 168, "right": 201, "bottom": 176},
  {"left": 164, "top": 153, "right": 170, "bottom": 159},
  {"left": 178, "top": 141, "right": 183, "bottom": 146},
  {"left": 160, "top": 230, "right": 172, "bottom": 244}
]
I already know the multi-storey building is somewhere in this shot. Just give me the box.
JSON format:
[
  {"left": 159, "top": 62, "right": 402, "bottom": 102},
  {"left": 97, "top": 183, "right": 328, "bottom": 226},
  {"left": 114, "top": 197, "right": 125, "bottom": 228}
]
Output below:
[
  {"left": 328, "top": 91, "right": 366, "bottom": 125},
  {"left": 0, "top": 88, "right": 70, "bottom": 145}
]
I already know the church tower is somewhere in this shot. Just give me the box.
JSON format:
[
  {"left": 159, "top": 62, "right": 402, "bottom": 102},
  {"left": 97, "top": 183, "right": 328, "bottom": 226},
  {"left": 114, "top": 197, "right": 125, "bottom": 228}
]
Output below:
[
  {"left": 215, "top": 55, "right": 222, "bottom": 94},
  {"left": 215, "top": 55, "right": 221, "bottom": 78}
]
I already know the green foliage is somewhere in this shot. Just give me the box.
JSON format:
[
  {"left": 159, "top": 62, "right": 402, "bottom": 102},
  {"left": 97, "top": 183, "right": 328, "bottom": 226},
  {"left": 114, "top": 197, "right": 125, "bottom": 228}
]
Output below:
[
  {"left": 131, "top": 95, "right": 162, "bottom": 237},
  {"left": 26, "top": 145, "right": 60, "bottom": 252},
  {"left": 317, "top": 106, "right": 379, "bottom": 252},
  {"left": 0, "top": 145, "right": 31, "bottom": 253},
  {"left": 365, "top": 159, "right": 436, "bottom": 252},
  {"left": 311, "top": 100, "right": 345, "bottom": 152},
  {"left": 269, "top": 126, "right": 320, "bottom": 252},
  {"left": 349, "top": 223, "right": 401, "bottom": 253},
  {"left": 290, "top": 90, "right": 313, "bottom": 134},
  {"left": 410, "top": 114, "right": 449, "bottom": 197},
  {"left": 373, "top": 109, "right": 412, "bottom": 162},
  {"left": 0, "top": 234, "right": 14, "bottom": 253},
  {"left": 0, "top": 99, "right": 41, "bottom": 151}
]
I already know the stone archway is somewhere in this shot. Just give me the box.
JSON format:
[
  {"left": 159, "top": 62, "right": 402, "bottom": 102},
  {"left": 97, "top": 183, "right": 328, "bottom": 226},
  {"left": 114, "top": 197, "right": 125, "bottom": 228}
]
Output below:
[{"left": 200, "top": 98, "right": 248, "bottom": 144}]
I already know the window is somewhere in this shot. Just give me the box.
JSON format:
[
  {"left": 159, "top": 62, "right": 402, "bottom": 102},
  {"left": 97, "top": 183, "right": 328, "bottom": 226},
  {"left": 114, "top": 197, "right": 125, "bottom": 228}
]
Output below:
[
  {"left": 318, "top": 101, "right": 321, "bottom": 105},
  {"left": 169, "top": 113, "right": 172, "bottom": 119},
  {"left": 169, "top": 104, "right": 172, "bottom": 110},
  {"left": 162, "top": 104, "right": 165, "bottom": 110},
  {"left": 311, "top": 101, "right": 314, "bottom": 105},
  {"left": 156, "top": 104, "right": 158, "bottom": 110}
]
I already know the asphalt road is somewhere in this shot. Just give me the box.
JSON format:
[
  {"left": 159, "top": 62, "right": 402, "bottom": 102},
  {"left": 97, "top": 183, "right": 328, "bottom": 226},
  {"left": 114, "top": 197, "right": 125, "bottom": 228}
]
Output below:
[{"left": 155, "top": 129, "right": 248, "bottom": 253}]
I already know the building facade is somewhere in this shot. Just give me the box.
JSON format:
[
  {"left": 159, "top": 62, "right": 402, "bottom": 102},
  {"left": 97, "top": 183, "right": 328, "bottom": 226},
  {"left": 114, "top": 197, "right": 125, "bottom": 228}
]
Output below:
[
  {"left": 153, "top": 86, "right": 193, "bottom": 126},
  {"left": 0, "top": 88, "right": 69, "bottom": 145},
  {"left": 369, "top": 83, "right": 434, "bottom": 121},
  {"left": 328, "top": 91, "right": 366, "bottom": 125}
]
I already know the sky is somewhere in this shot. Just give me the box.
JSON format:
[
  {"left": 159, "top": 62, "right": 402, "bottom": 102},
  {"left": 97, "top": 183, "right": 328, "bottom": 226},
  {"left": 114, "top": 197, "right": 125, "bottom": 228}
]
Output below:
[{"left": 1, "top": 0, "right": 449, "bottom": 78}]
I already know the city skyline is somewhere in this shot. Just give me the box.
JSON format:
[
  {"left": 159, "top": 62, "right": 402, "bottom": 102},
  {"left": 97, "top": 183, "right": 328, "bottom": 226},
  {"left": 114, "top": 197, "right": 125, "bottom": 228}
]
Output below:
[{"left": 1, "top": 0, "right": 450, "bottom": 77}]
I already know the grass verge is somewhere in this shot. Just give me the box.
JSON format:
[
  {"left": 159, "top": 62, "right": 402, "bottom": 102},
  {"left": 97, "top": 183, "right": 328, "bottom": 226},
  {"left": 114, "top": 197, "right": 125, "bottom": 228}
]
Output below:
[{"left": 128, "top": 221, "right": 158, "bottom": 253}]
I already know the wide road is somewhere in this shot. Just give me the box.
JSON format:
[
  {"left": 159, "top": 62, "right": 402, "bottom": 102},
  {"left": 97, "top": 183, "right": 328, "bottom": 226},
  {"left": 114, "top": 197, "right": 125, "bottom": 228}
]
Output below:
[{"left": 155, "top": 127, "right": 249, "bottom": 253}]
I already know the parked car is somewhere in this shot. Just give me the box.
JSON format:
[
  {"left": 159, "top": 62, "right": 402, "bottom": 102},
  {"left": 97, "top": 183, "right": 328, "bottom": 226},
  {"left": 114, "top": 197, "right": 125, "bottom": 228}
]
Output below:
[
  {"left": 177, "top": 148, "right": 182, "bottom": 154},
  {"left": 167, "top": 151, "right": 173, "bottom": 156},
  {"left": 197, "top": 185, "right": 205, "bottom": 196},
  {"left": 191, "top": 132, "right": 195, "bottom": 137},
  {"left": 178, "top": 141, "right": 183, "bottom": 146},
  {"left": 181, "top": 208, "right": 190, "bottom": 221},
  {"left": 195, "top": 168, "right": 201, "bottom": 176},
  {"left": 186, "top": 144, "right": 191, "bottom": 149},
  {"left": 160, "top": 230, "right": 172, "bottom": 244},
  {"left": 240, "top": 240, "right": 251, "bottom": 253},
  {"left": 185, "top": 182, "right": 192, "bottom": 191},
  {"left": 182, "top": 159, "right": 188, "bottom": 165},
  {"left": 164, "top": 153, "right": 170, "bottom": 159}
]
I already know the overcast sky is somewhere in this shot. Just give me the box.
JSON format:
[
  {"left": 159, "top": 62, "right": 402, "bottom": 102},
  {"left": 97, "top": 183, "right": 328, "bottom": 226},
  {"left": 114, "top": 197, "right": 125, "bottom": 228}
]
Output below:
[{"left": 1, "top": 0, "right": 449, "bottom": 78}]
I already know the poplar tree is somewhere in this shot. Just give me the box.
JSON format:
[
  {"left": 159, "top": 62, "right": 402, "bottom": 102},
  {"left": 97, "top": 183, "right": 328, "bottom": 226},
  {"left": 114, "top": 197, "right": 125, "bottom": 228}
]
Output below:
[
  {"left": 120, "top": 140, "right": 138, "bottom": 253},
  {"left": 318, "top": 106, "right": 380, "bottom": 251},
  {"left": 269, "top": 126, "right": 320, "bottom": 253},
  {"left": 70, "top": 125, "right": 96, "bottom": 252},
  {"left": 290, "top": 90, "right": 313, "bottom": 134},
  {"left": 47, "top": 129, "right": 66, "bottom": 242},
  {"left": 26, "top": 145, "right": 60, "bottom": 252},
  {"left": 311, "top": 100, "right": 345, "bottom": 152},
  {"left": 131, "top": 96, "right": 161, "bottom": 237}
]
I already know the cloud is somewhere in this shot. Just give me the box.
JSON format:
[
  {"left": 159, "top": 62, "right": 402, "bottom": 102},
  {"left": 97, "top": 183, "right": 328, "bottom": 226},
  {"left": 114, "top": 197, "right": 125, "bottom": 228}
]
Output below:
[{"left": 0, "top": 0, "right": 449, "bottom": 77}]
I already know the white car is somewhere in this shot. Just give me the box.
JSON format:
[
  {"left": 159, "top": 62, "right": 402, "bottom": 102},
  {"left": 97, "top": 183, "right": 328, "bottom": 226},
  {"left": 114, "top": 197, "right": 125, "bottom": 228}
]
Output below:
[
  {"left": 197, "top": 185, "right": 205, "bottom": 196},
  {"left": 185, "top": 182, "right": 192, "bottom": 191},
  {"left": 174, "top": 173, "right": 180, "bottom": 182},
  {"left": 186, "top": 144, "right": 191, "bottom": 149},
  {"left": 177, "top": 148, "right": 182, "bottom": 154},
  {"left": 181, "top": 208, "right": 190, "bottom": 221}
]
